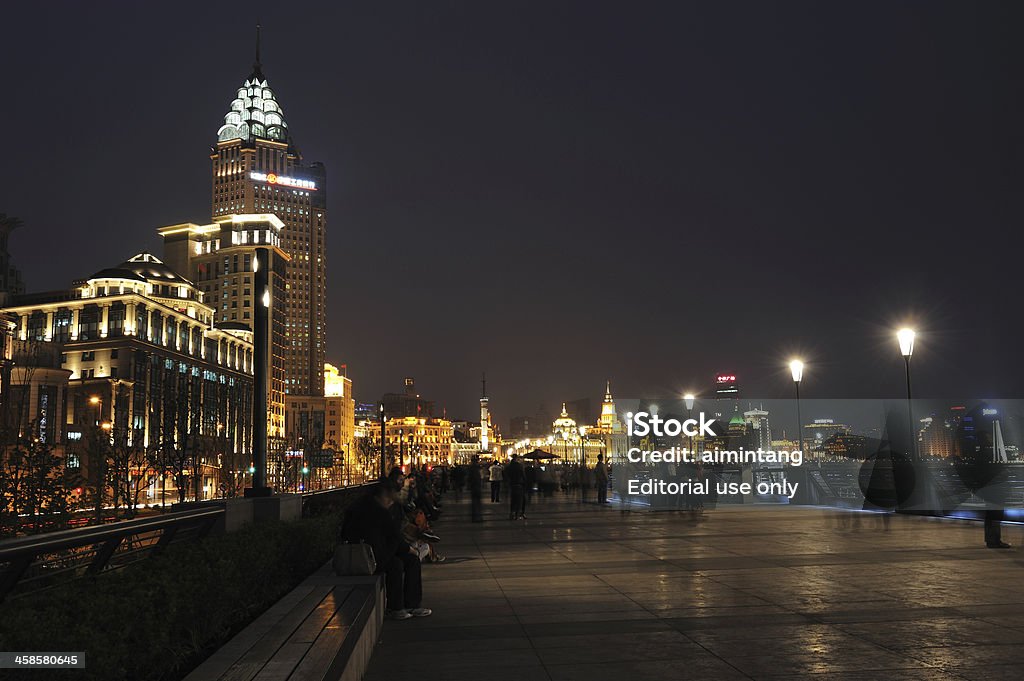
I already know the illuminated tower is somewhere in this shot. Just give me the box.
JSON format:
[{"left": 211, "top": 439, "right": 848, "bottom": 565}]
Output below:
[
  {"left": 210, "top": 27, "right": 327, "bottom": 408},
  {"left": 598, "top": 380, "right": 617, "bottom": 431},
  {"left": 479, "top": 373, "right": 490, "bottom": 452}
]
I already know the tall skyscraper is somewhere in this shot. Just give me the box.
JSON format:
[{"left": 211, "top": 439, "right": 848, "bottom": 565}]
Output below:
[
  {"left": 743, "top": 406, "right": 771, "bottom": 452},
  {"left": 210, "top": 29, "right": 327, "bottom": 405}
]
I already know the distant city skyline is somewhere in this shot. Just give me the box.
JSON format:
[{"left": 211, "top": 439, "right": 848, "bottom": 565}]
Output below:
[{"left": 3, "top": 2, "right": 1021, "bottom": 419}]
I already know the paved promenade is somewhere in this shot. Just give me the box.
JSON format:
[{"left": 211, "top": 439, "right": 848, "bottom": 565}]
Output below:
[{"left": 364, "top": 494, "right": 1024, "bottom": 681}]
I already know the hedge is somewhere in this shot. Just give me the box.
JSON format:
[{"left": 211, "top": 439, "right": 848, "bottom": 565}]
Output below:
[{"left": 0, "top": 511, "right": 342, "bottom": 681}]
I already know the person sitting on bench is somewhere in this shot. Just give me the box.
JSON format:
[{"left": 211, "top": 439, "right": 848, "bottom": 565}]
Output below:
[{"left": 341, "top": 478, "right": 433, "bottom": 620}]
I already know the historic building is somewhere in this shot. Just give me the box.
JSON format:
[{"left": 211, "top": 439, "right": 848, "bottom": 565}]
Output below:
[
  {"left": 0, "top": 252, "right": 254, "bottom": 500},
  {"left": 211, "top": 36, "right": 328, "bottom": 405},
  {"left": 592, "top": 381, "right": 627, "bottom": 463},
  {"left": 362, "top": 415, "right": 454, "bottom": 470}
]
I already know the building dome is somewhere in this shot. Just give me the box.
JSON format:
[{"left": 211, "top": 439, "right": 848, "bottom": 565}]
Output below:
[
  {"left": 87, "top": 267, "right": 146, "bottom": 284},
  {"left": 553, "top": 403, "right": 578, "bottom": 439},
  {"left": 118, "top": 252, "right": 193, "bottom": 286},
  {"left": 217, "top": 75, "right": 290, "bottom": 144}
]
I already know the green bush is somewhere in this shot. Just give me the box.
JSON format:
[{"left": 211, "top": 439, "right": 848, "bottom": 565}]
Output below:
[{"left": 0, "top": 512, "right": 342, "bottom": 681}]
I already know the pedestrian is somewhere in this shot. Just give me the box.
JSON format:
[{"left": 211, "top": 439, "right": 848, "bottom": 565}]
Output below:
[
  {"left": 504, "top": 454, "right": 527, "bottom": 519},
  {"left": 594, "top": 454, "right": 609, "bottom": 504},
  {"left": 489, "top": 459, "right": 503, "bottom": 503},
  {"left": 580, "top": 464, "right": 591, "bottom": 503},
  {"left": 468, "top": 455, "right": 484, "bottom": 522},
  {"left": 452, "top": 465, "right": 466, "bottom": 501},
  {"left": 524, "top": 463, "right": 537, "bottom": 509},
  {"left": 955, "top": 404, "right": 1011, "bottom": 549}
]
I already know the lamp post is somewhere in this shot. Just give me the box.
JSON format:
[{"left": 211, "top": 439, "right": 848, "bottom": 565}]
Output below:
[
  {"left": 789, "top": 360, "right": 805, "bottom": 460},
  {"left": 88, "top": 395, "right": 104, "bottom": 524},
  {"left": 89, "top": 395, "right": 102, "bottom": 426},
  {"left": 683, "top": 393, "right": 695, "bottom": 455},
  {"left": 897, "top": 328, "right": 917, "bottom": 460},
  {"left": 379, "top": 404, "right": 386, "bottom": 478},
  {"left": 578, "top": 426, "right": 587, "bottom": 504},
  {"left": 245, "top": 247, "right": 270, "bottom": 497},
  {"left": 683, "top": 393, "right": 698, "bottom": 511}
]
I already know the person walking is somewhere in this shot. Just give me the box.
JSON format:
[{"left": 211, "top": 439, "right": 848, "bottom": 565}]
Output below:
[
  {"left": 524, "top": 463, "right": 537, "bottom": 510},
  {"left": 504, "top": 454, "right": 527, "bottom": 520},
  {"left": 468, "top": 455, "right": 484, "bottom": 522},
  {"left": 452, "top": 465, "right": 466, "bottom": 501},
  {"left": 594, "top": 454, "right": 609, "bottom": 504},
  {"left": 489, "top": 459, "right": 503, "bottom": 503}
]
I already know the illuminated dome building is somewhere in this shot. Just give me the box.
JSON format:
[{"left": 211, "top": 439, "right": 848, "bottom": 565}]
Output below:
[{"left": 552, "top": 403, "right": 578, "bottom": 440}]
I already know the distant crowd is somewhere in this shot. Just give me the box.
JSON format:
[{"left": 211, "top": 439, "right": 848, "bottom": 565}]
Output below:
[
  {"left": 455, "top": 453, "right": 611, "bottom": 521},
  {"left": 337, "top": 456, "right": 612, "bottom": 619}
]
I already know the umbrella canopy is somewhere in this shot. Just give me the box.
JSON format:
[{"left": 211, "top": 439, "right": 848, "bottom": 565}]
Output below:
[{"left": 523, "top": 449, "right": 556, "bottom": 460}]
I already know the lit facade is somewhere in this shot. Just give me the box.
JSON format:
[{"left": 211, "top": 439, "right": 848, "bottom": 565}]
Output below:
[
  {"left": 159, "top": 215, "right": 288, "bottom": 439},
  {"left": 211, "top": 56, "right": 327, "bottom": 403},
  {"left": 592, "top": 381, "right": 627, "bottom": 463},
  {"left": 743, "top": 407, "right": 771, "bottom": 452},
  {"left": 364, "top": 416, "right": 454, "bottom": 469},
  {"left": 803, "top": 419, "right": 851, "bottom": 457},
  {"left": 0, "top": 253, "right": 254, "bottom": 499},
  {"left": 285, "top": 363, "right": 355, "bottom": 483}
]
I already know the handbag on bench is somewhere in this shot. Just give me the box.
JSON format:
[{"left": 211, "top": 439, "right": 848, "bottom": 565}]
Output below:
[{"left": 333, "top": 541, "right": 377, "bottom": 576}]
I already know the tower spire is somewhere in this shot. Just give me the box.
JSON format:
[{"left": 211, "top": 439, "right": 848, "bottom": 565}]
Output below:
[{"left": 253, "top": 22, "right": 263, "bottom": 78}]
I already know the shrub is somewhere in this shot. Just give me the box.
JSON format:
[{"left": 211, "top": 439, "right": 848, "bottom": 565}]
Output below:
[{"left": 0, "top": 511, "right": 342, "bottom": 681}]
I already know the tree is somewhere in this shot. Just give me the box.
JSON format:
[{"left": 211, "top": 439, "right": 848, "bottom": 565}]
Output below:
[
  {"left": 108, "top": 427, "right": 158, "bottom": 519},
  {"left": 0, "top": 345, "right": 82, "bottom": 536},
  {"left": 0, "top": 420, "right": 79, "bottom": 536},
  {"left": 86, "top": 422, "right": 114, "bottom": 525}
]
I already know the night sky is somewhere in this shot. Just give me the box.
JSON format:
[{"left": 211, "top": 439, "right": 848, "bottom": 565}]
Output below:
[{"left": 4, "top": 1, "right": 1022, "bottom": 424}]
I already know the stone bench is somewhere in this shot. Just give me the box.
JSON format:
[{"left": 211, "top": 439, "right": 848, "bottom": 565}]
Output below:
[{"left": 183, "top": 564, "right": 383, "bottom": 681}]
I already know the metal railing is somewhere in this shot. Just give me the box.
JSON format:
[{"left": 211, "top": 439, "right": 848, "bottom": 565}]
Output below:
[
  {"left": 301, "top": 482, "right": 374, "bottom": 518},
  {"left": 0, "top": 507, "right": 223, "bottom": 602}
]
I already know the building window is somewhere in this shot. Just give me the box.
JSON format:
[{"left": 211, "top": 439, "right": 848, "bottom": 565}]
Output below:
[
  {"left": 53, "top": 310, "right": 73, "bottom": 343},
  {"left": 27, "top": 312, "right": 47, "bottom": 341},
  {"left": 108, "top": 304, "right": 125, "bottom": 337}
]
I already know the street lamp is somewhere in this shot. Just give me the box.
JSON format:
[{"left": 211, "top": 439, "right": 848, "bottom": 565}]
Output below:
[
  {"left": 683, "top": 393, "right": 696, "bottom": 460},
  {"left": 579, "top": 426, "right": 588, "bottom": 504},
  {"left": 789, "top": 360, "right": 805, "bottom": 459},
  {"left": 89, "top": 395, "right": 101, "bottom": 426},
  {"left": 379, "top": 403, "right": 386, "bottom": 478},
  {"left": 897, "top": 328, "right": 916, "bottom": 459}
]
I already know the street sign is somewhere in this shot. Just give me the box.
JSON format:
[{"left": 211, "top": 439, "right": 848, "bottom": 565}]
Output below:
[{"left": 310, "top": 448, "right": 334, "bottom": 469}]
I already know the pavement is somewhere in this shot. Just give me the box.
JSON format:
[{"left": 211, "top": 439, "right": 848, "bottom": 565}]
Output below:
[{"left": 363, "top": 492, "right": 1024, "bottom": 681}]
